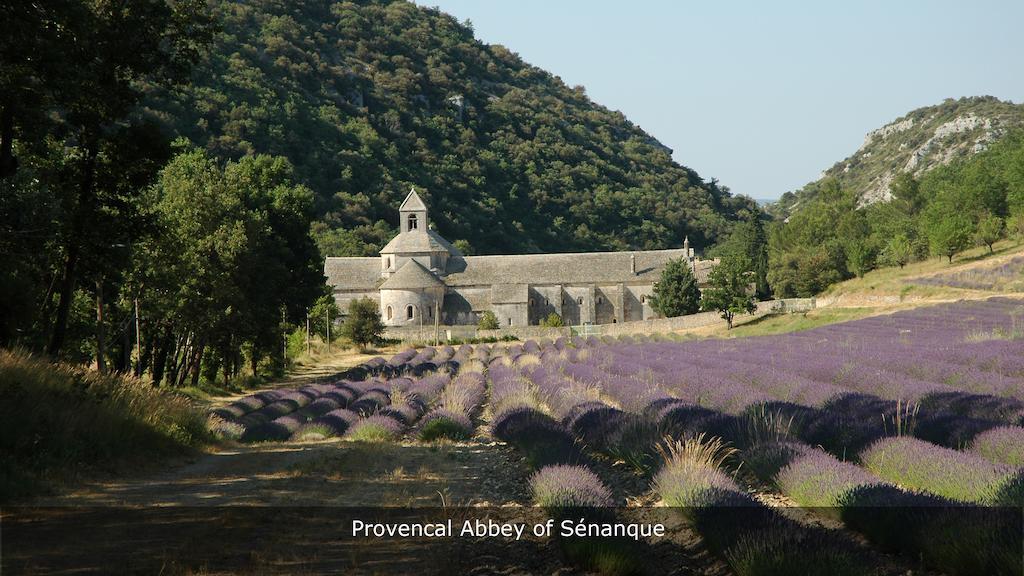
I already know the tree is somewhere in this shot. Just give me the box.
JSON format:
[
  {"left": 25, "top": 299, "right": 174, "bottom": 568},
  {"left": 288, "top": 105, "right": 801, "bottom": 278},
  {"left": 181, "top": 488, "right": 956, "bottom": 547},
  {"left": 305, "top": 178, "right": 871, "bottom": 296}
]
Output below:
[
  {"left": 845, "top": 238, "right": 876, "bottom": 278},
  {"left": 701, "top": 256, "right": 756, "bottom": 329},
  {"left": 715, "top": 219, "right": 771, "bottom": 299},
  {"left": 0, "top": 1, "right": 215, "bottom": 358},
  {"left": 926, "top": 214, "right": 972, "bottom": 263},
  {"left": 650, "top": 258, "right": 702, "bottom": 318},
  {"left": 136, "top": 147, "right": 324, "bottom": 386},
  {"left": 478, "top": 310, "right": 499, "bottom": 330},
  {"left": 890, "top": 172, "right": 924, "bottom": 216},
  {"left": 341, "top": 298, "right": 384, "bottom": 350},
  {"left": 880, "top": 234, "right": 912, "bottom": 269},
  {"left": 539, "top": 312, "right": 563, "bottom": 327},
  {"left": 309, "top": 294, "right": 341, "bottom": 341},
  {"left": 1008, "top": 213, "right": 1024, "bottom": 240},
  {"left": 975, "top": 213, "right": 1004, "bottom": 253}
]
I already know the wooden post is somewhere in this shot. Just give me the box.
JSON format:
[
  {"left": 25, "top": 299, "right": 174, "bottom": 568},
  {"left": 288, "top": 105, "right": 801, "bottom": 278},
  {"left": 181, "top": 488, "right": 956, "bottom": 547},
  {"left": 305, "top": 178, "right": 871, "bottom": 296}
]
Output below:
[
  {"left": 326, "top": 307, "right": 331, "bottom": 353},
  {"left": 434, "top": 299, "right": 440, "bottom": 346},
  {"left": 306, "top": 312, "right": 311, "bottom": 355}
]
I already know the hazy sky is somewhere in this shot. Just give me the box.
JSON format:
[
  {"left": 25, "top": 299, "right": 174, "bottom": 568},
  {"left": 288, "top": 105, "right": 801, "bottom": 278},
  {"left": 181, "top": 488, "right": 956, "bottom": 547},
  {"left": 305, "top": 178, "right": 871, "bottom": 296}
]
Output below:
[{"left": 417, "top": 0, "right": 1023, "bottom": 200}]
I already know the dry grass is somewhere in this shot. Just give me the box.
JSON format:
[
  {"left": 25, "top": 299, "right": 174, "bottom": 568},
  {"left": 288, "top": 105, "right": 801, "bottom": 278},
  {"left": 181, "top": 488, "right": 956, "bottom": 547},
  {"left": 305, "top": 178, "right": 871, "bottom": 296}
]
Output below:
[{"left": 0, "top": 349, "right": 210, "bottom": 500}]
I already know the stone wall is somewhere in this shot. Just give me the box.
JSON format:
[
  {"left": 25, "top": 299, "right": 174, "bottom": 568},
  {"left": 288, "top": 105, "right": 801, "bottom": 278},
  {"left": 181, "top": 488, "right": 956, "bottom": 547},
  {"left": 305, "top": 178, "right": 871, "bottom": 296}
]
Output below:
[{"left": 385, "top": 298, "right": 816, "bottom": 343}]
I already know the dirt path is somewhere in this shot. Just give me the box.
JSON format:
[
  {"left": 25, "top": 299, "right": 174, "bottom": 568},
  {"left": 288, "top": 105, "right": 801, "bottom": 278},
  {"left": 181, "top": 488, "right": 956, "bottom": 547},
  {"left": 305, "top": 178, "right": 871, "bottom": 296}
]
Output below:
[{"left": 50, "top": 438, "right": 533, "bottom": 507}]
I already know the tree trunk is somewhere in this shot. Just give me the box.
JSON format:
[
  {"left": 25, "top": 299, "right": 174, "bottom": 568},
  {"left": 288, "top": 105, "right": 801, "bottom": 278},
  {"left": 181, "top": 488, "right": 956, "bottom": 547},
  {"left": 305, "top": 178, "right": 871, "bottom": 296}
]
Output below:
[
  {"left": 95, "top": 278, "right": 106, "bottom": 373},
  {"left": 151, "top": 325, "right": 173, "bottom": 387},
  {"left": 189, "top": 340, "right": 205, "bottom": 388},
  {"left": 725, "top": 313, "right": 733, "bottom": 330},
  {"left": 47, "top": 139, "right": 98, "bottom": 357}
]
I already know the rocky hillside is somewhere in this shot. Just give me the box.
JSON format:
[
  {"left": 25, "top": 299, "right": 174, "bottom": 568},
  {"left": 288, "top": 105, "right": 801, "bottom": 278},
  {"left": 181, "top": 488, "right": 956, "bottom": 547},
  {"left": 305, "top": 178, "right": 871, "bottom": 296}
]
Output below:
[
  {"left": 772, "top": 96, "right": 1024, "bottom": 217},
  {"left": 140, "top": 0, "right": 757, "bottom": 256}
]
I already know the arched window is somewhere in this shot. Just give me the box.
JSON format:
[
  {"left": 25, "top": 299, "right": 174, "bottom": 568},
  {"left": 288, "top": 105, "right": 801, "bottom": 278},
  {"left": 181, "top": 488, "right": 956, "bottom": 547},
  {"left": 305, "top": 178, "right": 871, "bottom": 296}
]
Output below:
[
  {"left": 386, "top": 306, "right": 393, "bottom": 320},
  {"left": 641, "top": 295, "right": 647, "bottom": 304},
  {"left": 577, "top": 297, "right": 583, "bottom": 305},
  {"left": 612, "top": 318, "right": 617, "bottom": 324},
  {"left": 596, "top": 296, "right": 603, "bottom": 304},
  {"left": 408, "top": 214, "right": 418, "bottom": 230},
  {"left": 508, "top": 317, "right": 513, "bottom": 326},
  {"left": 406, "top": 305, "right": 414, "bottom": 320},
  {"left": 428, "top": 305, "right": 432, "bottom": 319},
  {"left": 385, "top": 257, "right": 391, "bottom": 269},
  {"left": 529, "top": 298, "right": 535, "bottom": 307}
]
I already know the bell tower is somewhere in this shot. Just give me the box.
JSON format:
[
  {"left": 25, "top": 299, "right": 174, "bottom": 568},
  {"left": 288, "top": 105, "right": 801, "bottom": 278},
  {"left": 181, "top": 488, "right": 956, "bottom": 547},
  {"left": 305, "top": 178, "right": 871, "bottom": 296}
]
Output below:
[{"left": 399, "top": 187, "right": 428, "bottom": 233}]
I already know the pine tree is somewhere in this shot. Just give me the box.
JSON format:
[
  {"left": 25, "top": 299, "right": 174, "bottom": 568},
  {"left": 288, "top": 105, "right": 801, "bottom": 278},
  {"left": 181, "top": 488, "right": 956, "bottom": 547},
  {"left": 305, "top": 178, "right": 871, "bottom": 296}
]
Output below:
[{"left": 650, "top": 258, "right": 701, "bottom": 318}]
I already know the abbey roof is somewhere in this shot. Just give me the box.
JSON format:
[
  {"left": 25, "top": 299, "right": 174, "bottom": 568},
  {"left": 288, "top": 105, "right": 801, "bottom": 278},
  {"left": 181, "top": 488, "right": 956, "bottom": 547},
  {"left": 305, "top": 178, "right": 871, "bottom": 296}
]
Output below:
[
  {"left": 379, "top": 229, "right": 458, "bottom": 254},
  {"left": 324, "top": 249, "right": 716, "bottom": 292},
  {"left": 379, "top": 259, "right": 443, "bottom": 290}
]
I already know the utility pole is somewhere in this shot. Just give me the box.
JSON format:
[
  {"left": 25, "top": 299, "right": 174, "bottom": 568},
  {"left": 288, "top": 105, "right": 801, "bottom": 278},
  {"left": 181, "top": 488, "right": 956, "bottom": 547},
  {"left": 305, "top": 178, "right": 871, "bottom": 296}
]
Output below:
[{"left": 434, "top": 299, "right": 440, "bottom": 346}]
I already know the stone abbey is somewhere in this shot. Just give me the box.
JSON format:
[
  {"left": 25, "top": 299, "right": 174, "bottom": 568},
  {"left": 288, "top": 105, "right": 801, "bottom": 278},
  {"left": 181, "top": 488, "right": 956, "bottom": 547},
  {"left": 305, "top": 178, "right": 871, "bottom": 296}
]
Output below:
[{"left": 325, "top": 189, "right": 718, "bottom": 328}]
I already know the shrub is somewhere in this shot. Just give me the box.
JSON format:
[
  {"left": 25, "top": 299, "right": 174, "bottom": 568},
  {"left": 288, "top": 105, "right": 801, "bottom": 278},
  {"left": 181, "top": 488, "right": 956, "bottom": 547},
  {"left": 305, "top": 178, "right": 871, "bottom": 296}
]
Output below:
[
  {"left": 345, "top": 415, "right": 404, "bottom": 441},
  {"left": 539, "top": 312, "right": 564, "bottom": 327},
  {"left": 341, "top": 297, "right": 385, "bottom": 350},
  {"left": 418, "top": 409, "right": 473, "bottom": 441},
  {"left": 530, "top": 465, "right": 613, "bottom": 508},
  {"left": 970, "top": 425, "right": 1024, "bottom": 466},
  {"left": 861, "top": 436, "right": 1021, "bottom": 505},
  {"left": 478, "top": 310, "right": 499, "bottom": 330}
]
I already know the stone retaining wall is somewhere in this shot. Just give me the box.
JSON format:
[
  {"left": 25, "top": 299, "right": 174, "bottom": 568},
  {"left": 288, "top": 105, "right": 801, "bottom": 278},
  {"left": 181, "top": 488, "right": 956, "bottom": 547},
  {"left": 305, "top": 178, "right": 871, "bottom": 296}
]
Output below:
[{"left": 384, "top": 298, "right": 815, "bottom": 343}]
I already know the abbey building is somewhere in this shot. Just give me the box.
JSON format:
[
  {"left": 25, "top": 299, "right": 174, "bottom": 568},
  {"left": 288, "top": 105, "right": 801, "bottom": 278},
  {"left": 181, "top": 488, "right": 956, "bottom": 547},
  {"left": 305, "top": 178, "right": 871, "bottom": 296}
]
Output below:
[{"left": 325, "top": 189, "right": 718, "bottom": 327}]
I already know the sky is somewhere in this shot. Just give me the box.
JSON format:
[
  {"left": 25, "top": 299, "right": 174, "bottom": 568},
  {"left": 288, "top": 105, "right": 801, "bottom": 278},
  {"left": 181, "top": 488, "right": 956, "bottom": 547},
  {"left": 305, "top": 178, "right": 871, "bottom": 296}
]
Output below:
[{"left": 416, "top": 0, "right": 1024, "bottom": 200}]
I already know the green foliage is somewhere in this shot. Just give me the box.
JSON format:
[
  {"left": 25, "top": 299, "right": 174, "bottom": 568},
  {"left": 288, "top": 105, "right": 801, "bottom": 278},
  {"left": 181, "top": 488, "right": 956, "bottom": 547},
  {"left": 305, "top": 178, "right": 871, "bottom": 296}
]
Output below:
[
  {"left": 478, "top": 310, "right": 499, "bottom": 330},
  {"left": 286, "top": 328, "right": 306, "bottom": 360},
  {"left": 650, "top": 258, "right": 701, "bottom": 318},
  {"left": 701, "top": 255, "right": 756, "bottom": 329},
  {"left": 880, "top": 234, "right": 912, "bottom": 269},
  {"left": 309, "top": 294, "right": 340, "bottom": 340},
  {"left": 140, "top": 0, "right": 757, "bottom": 256},
  {"left": 539, "top": 312, "right": 564, "bottom": 327},
  {"left": 844, "top": 238, "right": 876, "bottom": 278},
  {"left": 139, "top": 146, "right": 325, "bottom": 385},
  {"left": 712, "top": 218, "right": 771, "bottom": 299},
  {"left": 975, "top": 213, "right": 1005, "bottom": 253},
  {"left": 922, "top": 202, "right": 973, "bottom": 263},
  {"left": 771, "top": 97, "right": 1024, "bottom": 218},
  {"left": 768, "top": 129, "right": 1024, "bottom": 295},
  {"left": 341, "top": 298, "right": 385, "bottom": 350},
  {"left": 767, "top": 179, "right": 861, "bottom": 297}
]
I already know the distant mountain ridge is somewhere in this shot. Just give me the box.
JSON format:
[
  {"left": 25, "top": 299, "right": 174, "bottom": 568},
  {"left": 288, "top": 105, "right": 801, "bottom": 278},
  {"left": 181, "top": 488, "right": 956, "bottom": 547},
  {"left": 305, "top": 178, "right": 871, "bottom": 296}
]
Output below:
[{"left": 771, "top": 96, "right": 1024, "bottom": 217}]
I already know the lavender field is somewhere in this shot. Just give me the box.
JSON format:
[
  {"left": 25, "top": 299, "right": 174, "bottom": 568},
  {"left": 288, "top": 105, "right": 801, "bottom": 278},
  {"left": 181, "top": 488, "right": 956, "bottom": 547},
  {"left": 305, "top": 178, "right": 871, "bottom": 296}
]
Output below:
[
  {"left": 910, "top": 255, "right": 1024, "bottom": 291},
  {"left": 213, "top": 297, "right": 1024, "bottom": 576}
]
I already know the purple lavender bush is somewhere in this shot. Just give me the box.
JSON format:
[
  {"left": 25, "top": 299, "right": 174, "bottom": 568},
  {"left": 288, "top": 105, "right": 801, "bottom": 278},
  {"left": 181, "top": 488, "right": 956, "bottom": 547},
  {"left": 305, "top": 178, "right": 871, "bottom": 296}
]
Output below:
[
  {"left": 530, "top": 465, "right": 613, "bottom": 508},
  {"left": 776, "top": 448, "right": 884, "bottom": 509},
  {"left": 861, "top": 436, "right": 1022, "bottom": 505},
  {"left": 418, "top": 408, "right": 474, "bottom": 441},
  {"left": 345, "top": 414, "right": 404, "bottom": 442},
  {"left": 970, "top": 425, "right": 1024, "bottom": 466}
]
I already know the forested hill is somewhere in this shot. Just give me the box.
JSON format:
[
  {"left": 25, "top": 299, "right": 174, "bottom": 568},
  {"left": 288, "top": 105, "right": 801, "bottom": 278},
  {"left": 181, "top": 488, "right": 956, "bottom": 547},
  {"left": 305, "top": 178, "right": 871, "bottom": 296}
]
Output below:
[
  {"left": 141, "top": 0, "right": 757, "bottom": 256},
  {"left": 771, "top": 96, "right": 1024, "bottom": 218}
]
